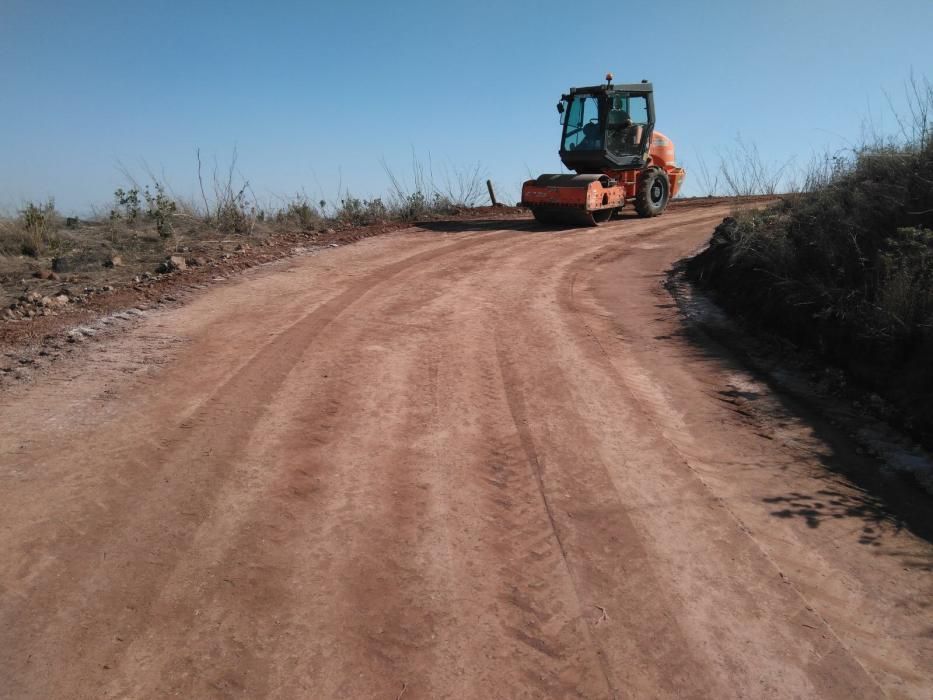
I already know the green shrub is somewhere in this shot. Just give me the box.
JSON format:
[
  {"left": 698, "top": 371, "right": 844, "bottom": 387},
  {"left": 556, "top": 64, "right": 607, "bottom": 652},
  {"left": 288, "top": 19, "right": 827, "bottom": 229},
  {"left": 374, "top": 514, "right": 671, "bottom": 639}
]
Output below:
[
  {"left": 214, "top": 187, "right": 255, "bottom": 234},
  {"left": 143, "top": 183, "right": 177, "bottom": 238},
  {"left": 111, "top": 188, "right": 141, "bottom": 225},
  {"left": 276, "top": 196, "right": 322, "bottom": 230},
  {"left": 687, "top": 123, "right": 933, "bottom": 445},
  {"left": 335, "top": 195, "right": 388, "bottom": 226},
  {"left": 19, "top": 199, "right": 59, "bottom": 257}
]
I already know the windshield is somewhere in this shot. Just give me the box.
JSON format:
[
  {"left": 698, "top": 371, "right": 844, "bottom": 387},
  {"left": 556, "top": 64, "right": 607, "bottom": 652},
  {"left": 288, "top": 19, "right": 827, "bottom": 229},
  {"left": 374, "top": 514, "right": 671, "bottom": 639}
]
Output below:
[
  {"left": 562, "top": 95, "right": 602, "bottom": 152},
  {"left": 562, "top": 93, "right": 651, "bottom": 157}
]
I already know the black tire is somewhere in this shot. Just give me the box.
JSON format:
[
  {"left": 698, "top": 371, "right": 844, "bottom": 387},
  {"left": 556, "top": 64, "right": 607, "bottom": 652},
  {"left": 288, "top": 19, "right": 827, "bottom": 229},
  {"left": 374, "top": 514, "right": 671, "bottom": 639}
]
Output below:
[{"left": 634, "top": 168, "right": 670, "bottom": 218}]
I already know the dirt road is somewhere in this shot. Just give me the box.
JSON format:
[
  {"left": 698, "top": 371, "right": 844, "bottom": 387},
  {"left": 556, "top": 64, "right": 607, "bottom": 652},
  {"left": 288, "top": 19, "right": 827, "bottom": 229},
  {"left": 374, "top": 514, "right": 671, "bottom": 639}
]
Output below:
[{"left": 1, "top": 203, "right": 931, "bottom": 699}]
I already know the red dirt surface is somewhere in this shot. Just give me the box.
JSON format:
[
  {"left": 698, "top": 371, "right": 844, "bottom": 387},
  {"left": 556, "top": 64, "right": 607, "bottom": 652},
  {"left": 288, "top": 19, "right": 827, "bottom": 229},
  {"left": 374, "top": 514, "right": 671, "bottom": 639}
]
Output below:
[{"left": 1, "top": 201, "right": 929, "bottom": 698}]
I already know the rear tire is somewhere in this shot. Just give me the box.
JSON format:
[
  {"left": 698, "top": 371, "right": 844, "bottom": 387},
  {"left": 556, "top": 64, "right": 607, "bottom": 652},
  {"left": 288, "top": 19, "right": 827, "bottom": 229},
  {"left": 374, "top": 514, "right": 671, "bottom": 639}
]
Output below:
[{"left": 634, "top": 169, "right": 670, "bottom": 217}]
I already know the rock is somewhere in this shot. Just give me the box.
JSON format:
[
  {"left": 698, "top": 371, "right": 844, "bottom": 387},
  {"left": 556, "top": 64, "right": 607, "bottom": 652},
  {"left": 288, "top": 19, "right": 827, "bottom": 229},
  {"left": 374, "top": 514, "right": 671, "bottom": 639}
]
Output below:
[
  {"left": 234, "top": 243, "right": 250, "bottom": 253},
  {"left": 32, "top": 270, "right": 53, "bottom": 280},
  {"left": 52, "top": 250, "right": 104, "bottom": 273},
  {"left": 104, "top": 255, "right": 123, "bottom": 268},
  {"left": 187, "top": 256, "right": 208, "bottom": 267},
  {"left": 23, "top": 291, "right": 43, "bottom": 303},
  {"left": 158, "top": 255, "right": 187, "bottom": 273},
  {"left": 38, "top": 295, "right": 67, "bottom": 308}
]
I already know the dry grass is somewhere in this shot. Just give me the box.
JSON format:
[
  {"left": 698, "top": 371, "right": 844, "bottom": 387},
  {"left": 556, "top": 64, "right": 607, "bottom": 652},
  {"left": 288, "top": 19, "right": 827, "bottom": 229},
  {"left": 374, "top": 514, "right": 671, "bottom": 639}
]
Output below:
[{"left": 0, "top": 153, "right": 496, "bottom": 310}]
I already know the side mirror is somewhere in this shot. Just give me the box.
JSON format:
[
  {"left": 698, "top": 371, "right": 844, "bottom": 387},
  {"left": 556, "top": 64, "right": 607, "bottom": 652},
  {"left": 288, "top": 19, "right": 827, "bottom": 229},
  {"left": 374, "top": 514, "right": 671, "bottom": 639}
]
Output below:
[{"left": 556, "top": 102, "right": 565, "bottom": 114}]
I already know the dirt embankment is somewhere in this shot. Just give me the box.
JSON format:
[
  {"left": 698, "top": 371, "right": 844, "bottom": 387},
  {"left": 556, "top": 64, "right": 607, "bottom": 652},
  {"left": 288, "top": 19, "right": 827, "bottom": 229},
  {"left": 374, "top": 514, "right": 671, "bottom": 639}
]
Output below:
[
  {"left": 686, "top": 134, "right": 933, "bottom": 449},
  {"left": 686, "top": 212, "right": 933, "bottom": 452}
]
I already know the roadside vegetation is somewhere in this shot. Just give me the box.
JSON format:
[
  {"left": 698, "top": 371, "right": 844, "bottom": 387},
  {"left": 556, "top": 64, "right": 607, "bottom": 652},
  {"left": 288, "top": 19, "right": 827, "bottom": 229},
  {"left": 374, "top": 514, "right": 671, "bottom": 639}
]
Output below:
[
  {"left": 0, "top": 155, "right": 499, "bottom": 313},
  {"left": 687, "top": 76, "right": 933, "bottom": 447}
]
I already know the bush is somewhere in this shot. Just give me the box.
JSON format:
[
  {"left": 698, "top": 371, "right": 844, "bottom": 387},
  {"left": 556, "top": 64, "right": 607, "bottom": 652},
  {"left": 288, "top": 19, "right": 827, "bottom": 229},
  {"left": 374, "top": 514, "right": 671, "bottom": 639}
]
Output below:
[
  {"left": 277, "top": 196, "right": 323, "bottom": 231},
  {"left": 334, "top": 195, "right": 388, "bottom": 226},
  {"left": 111, "top": 188, "right": 141, "bottom": 225},
  {"left": 19, "top": 199, "right": 59, "bottom": 257},
  {"left": 687, "top": 77, "right": 933, "bottom": 445},
  {"left": 381, "top": 154, "right": 486, "bottom": 219},
  {"left": 143, "top": 183, "right": 177, "bottom": 238},
  {"left": 198, "top": 147, "right": 257, "bottom": 234}
]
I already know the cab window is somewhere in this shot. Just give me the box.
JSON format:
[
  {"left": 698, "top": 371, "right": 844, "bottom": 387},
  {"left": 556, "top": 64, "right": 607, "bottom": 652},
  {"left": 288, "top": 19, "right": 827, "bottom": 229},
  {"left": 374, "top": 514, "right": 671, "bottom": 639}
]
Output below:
[
  {"left": 562, "top": 95, "right": 602, "bottom": 151},
  {"left": 606, "top": 94, "right": 649, "bottom": 157}
]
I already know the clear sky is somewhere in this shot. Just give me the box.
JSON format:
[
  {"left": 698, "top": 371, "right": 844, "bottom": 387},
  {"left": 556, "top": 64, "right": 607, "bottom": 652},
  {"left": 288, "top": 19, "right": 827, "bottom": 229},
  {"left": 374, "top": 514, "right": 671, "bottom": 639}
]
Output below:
[{"left": 2, "top": 0, "right": 932, "bottom": 213}]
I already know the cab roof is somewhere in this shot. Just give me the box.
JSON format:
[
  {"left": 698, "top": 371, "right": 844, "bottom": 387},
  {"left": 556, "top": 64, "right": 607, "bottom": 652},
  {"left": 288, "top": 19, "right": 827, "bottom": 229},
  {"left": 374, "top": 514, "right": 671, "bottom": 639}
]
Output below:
[{"left": 566, "top": 81, "right": 653, "bottom": 96}]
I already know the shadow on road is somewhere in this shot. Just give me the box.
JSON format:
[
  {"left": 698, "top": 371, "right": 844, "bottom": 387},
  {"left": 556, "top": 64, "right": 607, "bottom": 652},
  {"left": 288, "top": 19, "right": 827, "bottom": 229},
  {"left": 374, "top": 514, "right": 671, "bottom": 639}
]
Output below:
[
  {"left": 415, "top": 211, "right": 646, "bottom": 235},
  {"left": 763, "top": 488, "right": 933, "bottom": 572},
  {"left": 665, "top": 266, "right": 933, "bottom": 567},
  {"left": 415, "top": 218, "right": 541, "bottom": 234},
  {"left": 764, "top": 489, "right": 896, "bottom": 539}
]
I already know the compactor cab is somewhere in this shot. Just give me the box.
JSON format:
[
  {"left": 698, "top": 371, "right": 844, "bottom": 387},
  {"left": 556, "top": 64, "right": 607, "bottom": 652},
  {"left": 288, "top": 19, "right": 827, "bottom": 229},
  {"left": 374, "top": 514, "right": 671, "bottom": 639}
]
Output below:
[{"left": 522, "top": 75, "right": 684, "bottom": 226}]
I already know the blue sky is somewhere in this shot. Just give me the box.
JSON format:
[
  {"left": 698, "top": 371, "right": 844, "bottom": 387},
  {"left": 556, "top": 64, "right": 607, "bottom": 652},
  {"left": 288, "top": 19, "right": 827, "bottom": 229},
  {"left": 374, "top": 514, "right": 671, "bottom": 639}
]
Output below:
[{"left": 2, "top": 0, "right": 932, "bottom": 213}]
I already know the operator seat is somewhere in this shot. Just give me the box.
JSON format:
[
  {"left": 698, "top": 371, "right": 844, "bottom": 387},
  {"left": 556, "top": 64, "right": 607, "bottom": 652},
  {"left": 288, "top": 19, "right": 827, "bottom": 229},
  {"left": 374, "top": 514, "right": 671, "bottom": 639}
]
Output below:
[{"left": 606, "top": 109, "right": 641, "bottom": 153}]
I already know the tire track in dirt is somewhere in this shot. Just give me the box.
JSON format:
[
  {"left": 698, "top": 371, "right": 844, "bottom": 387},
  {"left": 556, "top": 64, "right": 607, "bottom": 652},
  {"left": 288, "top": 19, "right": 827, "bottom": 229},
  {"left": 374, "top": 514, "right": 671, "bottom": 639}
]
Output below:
[
  {"left": 0, "top": 231, "right": 519, "bottom": 699},
  {"left": 457, "top": 346, "right": 610, "bottom": 698},
  {"left": 577, "top": 223, "right": 931, "bottom": 697},
  {"left": 493, "top": 332, "right": 615, "bottom": 695},
  {"left": 540, "top": 218, "right": 889, "bottom": 697},
  {"left": 90, "top": 229, "right": 557, "bottom": 698},
  {"left": 487, "top": 222, "right": 729, "bottom": 697}
]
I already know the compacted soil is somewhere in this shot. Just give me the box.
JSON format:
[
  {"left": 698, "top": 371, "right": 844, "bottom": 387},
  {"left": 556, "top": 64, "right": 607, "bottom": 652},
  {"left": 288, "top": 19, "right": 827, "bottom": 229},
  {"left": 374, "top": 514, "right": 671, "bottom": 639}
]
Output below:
[{"left": 1, "top": 202, "right": 930, "bottom": 699}]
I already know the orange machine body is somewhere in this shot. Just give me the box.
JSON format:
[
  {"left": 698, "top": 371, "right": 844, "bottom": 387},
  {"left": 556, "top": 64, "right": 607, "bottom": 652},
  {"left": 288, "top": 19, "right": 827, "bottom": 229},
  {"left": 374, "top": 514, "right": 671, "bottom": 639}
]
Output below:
[{"left": 521, "top": 130, "right": 684, "bottom": 214}]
